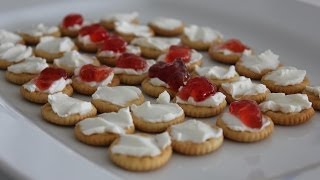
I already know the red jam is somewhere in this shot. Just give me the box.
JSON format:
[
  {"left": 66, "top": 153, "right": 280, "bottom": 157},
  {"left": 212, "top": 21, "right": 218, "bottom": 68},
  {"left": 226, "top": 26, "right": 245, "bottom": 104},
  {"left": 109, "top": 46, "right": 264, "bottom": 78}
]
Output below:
[
  {"left": 165, "top": 45, "right": 191, "bottom": 63},
  {"left": 35, "top": 67, "right": 67, "bottom": 91},
  {"left": 217, "top": 39, "right": 249, "bottom": 53},
  {"left": 99, "top": 35, "right": 127, "bottom": 53},
  {"left": 177, "top": 77, "right": 217, "bottom": 102},
  {"left": 149, "top": 60, "right": 190, "bottom": 91},
  {"left": 79, "top": 64, "right": 113, "bottom": 82},
  {"left": 229, "top": 100, "right": 262, "bottom": 128},
  {"left": 116, "top": 53, "right": 147, "bottom": 70},
  {"left": 79, "top": 24, "right": 109, "bottom": 42},
  {"left": 62, "top": 13, "right": 83, "bottom": 28}
]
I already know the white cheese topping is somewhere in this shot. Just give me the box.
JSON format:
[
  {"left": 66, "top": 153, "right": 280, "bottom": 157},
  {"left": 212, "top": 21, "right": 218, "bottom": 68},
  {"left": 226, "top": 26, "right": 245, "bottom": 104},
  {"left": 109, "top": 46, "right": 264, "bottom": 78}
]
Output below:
[
  {"left": 77, "top": 35, "right": 93, "bottom": 45},
  {"left": 54, "top": 50, "right": 94, "bottom": 69},
  {"left": 217, "top": 49, "right": 235, "bottom": 55},
  {"left": 97, "top": 50, "right": 118, "bottom": 58},
  {"left": 48, "top": 92, "right": 93, "bottom": 117},
  {"left": 23, "top": 24, "right": 59, "bottom": 37},
  {"left": 221, "top": 112, "right": 271, "bottom": 132},
  {"left": 98, "top": 45, "right": 141, "bottom": 58},
  {"left": 240, "top": 50, "right": 280, "bottom": 73},
  {"left": 156, "top": 91, "right": 171, "bottom": 104},
  {"left": 36, "top": 36, "right": 75, "bottom": 53},
  {"left": 111, "top": 132, "right": 171, "bottom": 157},
  {"left": 0, "top": 29, "right": 22, "bottom": 44},
  {"left": 115, "top": 21, "right": 153, "bottom": 37},
  {"left": 125, "top": 45, "right": 141, "bottom": 55},
  {"left": 259, "top": 93, "right": 312, "bottom": 113},
  {"left": 23, "top": 77, "right": 72, "bottom": 94},
  {"left": 78, "top": 107, "right": 133, "bottom": 135},
  {"left": 184, "top": 25, "right": 222, "bottom": 43},
  {"left": 113, "top": 59, "right": 155, "bottom": 75},
  {"left": 7, "top": 56, "right": 48, "bottom": 74},
  {"left": 176, "top": 92, "right": 226, "bottom": 107},
  {"left": 0, "top": 43, "right": 32, "bottom": 62},
  {"left": 263, "top": 66, "right": 306, "bottom": 86},
  {"left": 149, "top": 78, "right": 170, "bottom": 88},
  {"left": 157, "top": 49, "right": 202, "bottom": 65},
  {"left": 150, "top": 17, "right": 183, "bottom": 30},
  {"left": 131, "top": 37, "right": 181, "bottom": 51},
  {"left": 65, "top": 21, "right": 90, "bottom": 31},
  {"left": 92, "top": 86, "right": 142, "bottom": 106},
  {"left": 305, "top": 86, "right": 320, "bottom": 98},
  {"left": 102, "top": 12, "right": 139, "bottom": 22},
  {"left": 131, "top": 101, "right": 183, "bottom": 123},
  {"left": 221, "top": 76, "right": 268, "bottom": 99},
  {"left": 170, "top": 120, "right": 222, "bottom": 143},
  {"left": 195, "top": 65, "right": 237, "bottom": 80}
]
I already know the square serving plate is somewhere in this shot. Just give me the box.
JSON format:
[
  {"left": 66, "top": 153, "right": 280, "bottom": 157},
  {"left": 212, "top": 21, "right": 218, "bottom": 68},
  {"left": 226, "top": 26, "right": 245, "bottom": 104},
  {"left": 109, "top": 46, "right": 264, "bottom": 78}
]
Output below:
[{"left": 0, "top": 0, "right": 320, "bottom": 179}]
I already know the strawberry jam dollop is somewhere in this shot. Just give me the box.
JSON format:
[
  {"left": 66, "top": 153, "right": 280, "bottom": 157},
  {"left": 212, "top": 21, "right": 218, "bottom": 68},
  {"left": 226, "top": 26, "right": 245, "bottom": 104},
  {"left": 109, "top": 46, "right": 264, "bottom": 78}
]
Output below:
[
  {"left": 99, "top": 35, "right": 127, "bottom": 53},
  {"left": 229, "top": 100, "right": 262, "bottom": 129},
  {"left": 79, "top": 64, "right": 113, "bottom": 82},
  {"left": 62, "top": 13, "right": 83, "bottom": 28},
  {"left": 79, "top": 24, "right": 109, "bottom": 42},
  {"left": 165, "top": 45, "right": 191, "bottom": 63},
  {"left": 149, "top": 59, "right": 190, "bottom": 91},
  {"left": 177, "top": 77, "right": 217, "bottom": 102},
  {"left": 217, "top": 39, "right": 249, "bottom": 53},
  {"left": 35, "top": 67, "right": 68, "bottom": 91},
  {"left": 116, "top": 53, "right": 147, "bottom": 70}
]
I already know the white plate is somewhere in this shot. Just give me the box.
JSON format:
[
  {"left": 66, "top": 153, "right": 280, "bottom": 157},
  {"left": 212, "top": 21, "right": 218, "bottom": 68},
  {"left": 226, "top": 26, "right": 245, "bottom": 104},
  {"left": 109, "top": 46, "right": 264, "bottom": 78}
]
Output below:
[{"left": 0, "top": 0, "right": 320, "bottom": 179}]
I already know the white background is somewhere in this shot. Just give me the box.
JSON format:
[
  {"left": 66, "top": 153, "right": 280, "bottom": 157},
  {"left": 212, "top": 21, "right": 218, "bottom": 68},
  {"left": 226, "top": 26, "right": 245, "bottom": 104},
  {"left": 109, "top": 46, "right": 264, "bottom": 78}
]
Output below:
[{"left": 0, "top": 0, "right": 320, "bottom": 179}]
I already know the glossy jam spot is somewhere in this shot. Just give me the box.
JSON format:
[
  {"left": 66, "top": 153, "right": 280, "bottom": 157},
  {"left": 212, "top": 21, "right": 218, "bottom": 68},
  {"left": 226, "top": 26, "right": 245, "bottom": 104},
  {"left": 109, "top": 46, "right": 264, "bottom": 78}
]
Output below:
[
  {"left": 165, "top": 45, "right": 191, "bottom": 63},
  {"left": 177, "top": 77, "right": 217, "bottom": 102},
  {"left": 217, "top": 39, "right": 249, "bottom": 53},
  {"left": 79, "top": 24, "right": 108, "bottom": 42},
  {"left": 99, "top": 35, "right": 127, "bottom": 53},
  {"left": 229, "top": 100, "right": 262, "bottom": 129},
  {"left": 62, "top": 13, "right": 83, "bottom": 28},
  {"left": 35, "top": 67, "right": 67, "bottom": 91},
  {"left": 149, "top": 60, "right": 190, "bottom": 91},
  {"left": 79, "top": 64, "right": 113, "bottom": 82},
  {"left": 79, "top": 24, "right": 102, "bottom": 36},
  {"left": 116, "top": 53, "right": 147, "bottom": 70}
]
